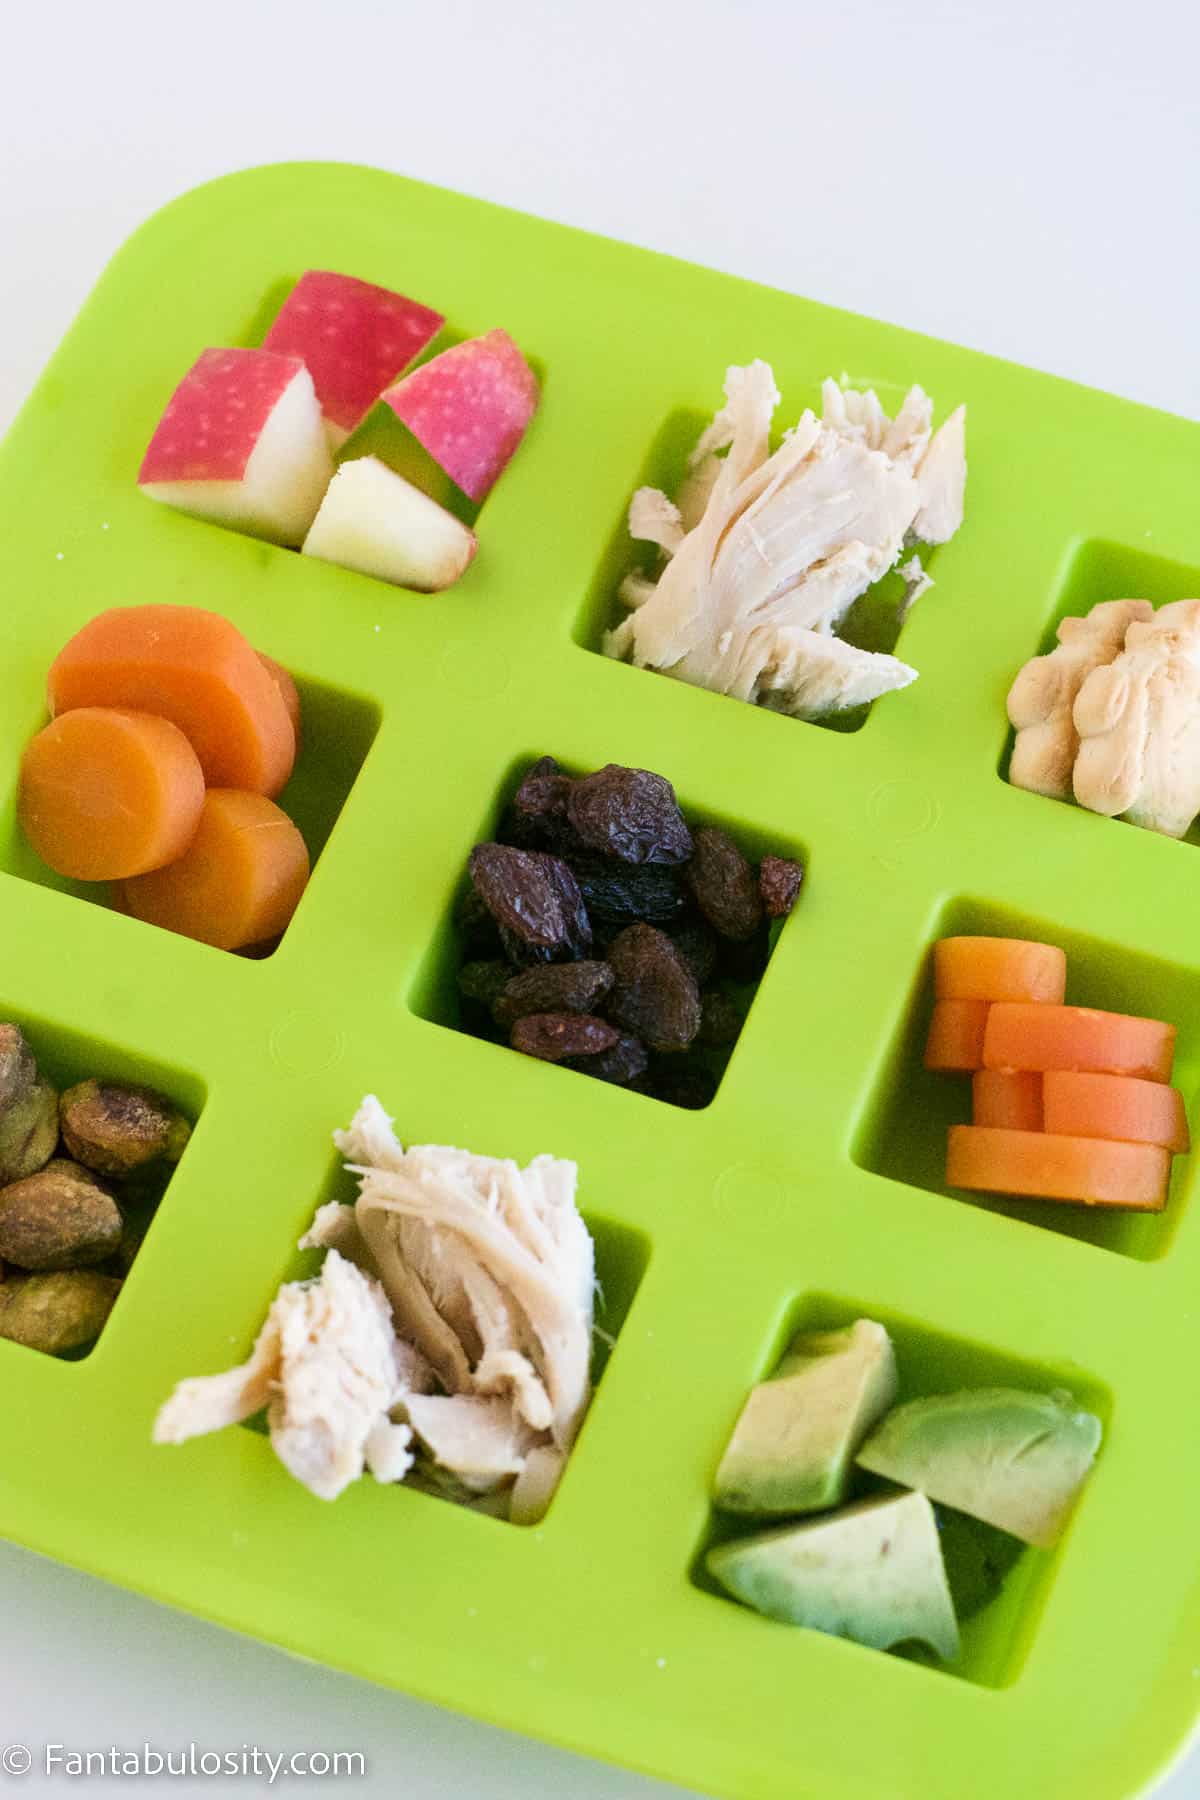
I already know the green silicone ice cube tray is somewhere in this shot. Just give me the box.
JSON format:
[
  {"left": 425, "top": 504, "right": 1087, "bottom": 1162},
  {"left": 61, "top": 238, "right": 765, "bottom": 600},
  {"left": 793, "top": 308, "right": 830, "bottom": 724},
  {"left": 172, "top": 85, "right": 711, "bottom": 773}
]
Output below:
[{"left": 2, "top": 161, "right": 1199, "bottom": 1800}]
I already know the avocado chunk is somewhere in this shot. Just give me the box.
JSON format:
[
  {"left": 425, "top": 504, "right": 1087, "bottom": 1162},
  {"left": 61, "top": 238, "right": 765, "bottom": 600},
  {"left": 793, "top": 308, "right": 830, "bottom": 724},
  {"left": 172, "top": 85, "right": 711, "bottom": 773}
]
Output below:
[
  {"left": 934, "top": 1505, "right": 1024, "bottom": 1620},
  {"left": 857, "top": 1387, "right": 1101, "bottom": 1550},
  {"left": 715, "top": 1318, "right": 897, "bottom": 1514},
  {"left": 706, "top": 1489, "right": 960, "bottom": 1660}
]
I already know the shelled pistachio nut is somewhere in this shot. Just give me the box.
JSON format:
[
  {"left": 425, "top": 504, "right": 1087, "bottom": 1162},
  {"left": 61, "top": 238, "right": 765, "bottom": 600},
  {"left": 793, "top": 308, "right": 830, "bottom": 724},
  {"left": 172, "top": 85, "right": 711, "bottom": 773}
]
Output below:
[
  {"left": 0, "top": 1158, "right": 122, "bottom": 1271},
  {"left": 59, "top": 1081, "right": 191, "bottom": 1179},
  {"left": 0, "top": 1269, "right": 121, "bottom": 1354},
  {"left": 0, "top": 1024, "right": 58, "bottom": 1185}
]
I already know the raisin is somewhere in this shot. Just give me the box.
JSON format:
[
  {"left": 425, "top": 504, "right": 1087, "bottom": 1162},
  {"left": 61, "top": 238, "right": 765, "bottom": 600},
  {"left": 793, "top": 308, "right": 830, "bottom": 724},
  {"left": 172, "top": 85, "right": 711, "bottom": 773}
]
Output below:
[
  {"left": 759, "top": 854, "right": 805, "bottom": 919},
  {"left": 606, "top": 922, "right": 701, "bottom": 1052},
  {"left": 456, "top": 886, "right": 503, "bottom": 959},
  {"left": 469, "top": 844, "right": 592, "bottom": 964},
  {"left": 511, "top": 1013, "right": 619, "bottom": 1063},
  {"left": 650, "top": 1061, "right": 718, "bottom": 1110},
  {"left": 513, "top": 755, "right": 573, "bottom": 820},
  {"left": 493, "top": 960, "right": 615, "bottom": 1027},
  {"left": 668, "top": 917, "right": 718, "bottom": 987},
  {"left": 567, "top": 1032, "right": 649, "bottom": 1086},
  {"left": 543, "top": 855, "right": 593, "bottom": 959},
  {"left": 458, "top": 960, "right": 513, "bottom": 1010},
  {"left": 566, "top": 850, "right": 687, "bottom": 924},
  {"left": 566, "top": 765, "right": 693, "bottom": 866},
  {"left": 499, "top": 804, "right": 578, "bottom": 857},
  {"left": 719, "top": 925, "right": 771, "bottom": 984},
  {"left": 685, "top": 827, "right": 763, "bottom": 942},
  {"left": 698, "top": 988, "right": 743, "bottom": 1047}
]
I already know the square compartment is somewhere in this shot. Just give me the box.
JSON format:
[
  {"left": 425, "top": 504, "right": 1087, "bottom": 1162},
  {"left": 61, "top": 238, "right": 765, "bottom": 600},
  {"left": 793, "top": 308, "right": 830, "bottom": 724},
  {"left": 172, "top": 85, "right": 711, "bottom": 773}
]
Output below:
[
  {"left": 1, "top": 673, "right": 381, "bottom": 959},
  {"left": 240, "top": 1143, "right": 651, "bottom": 1525},
  {"left": 690, "top": 1289, "right": 1111, "bottom": 1689},
  {"left": 853, "top": 895, "right": 1197, "bottom": 1260},
  {"left": 1000, "top": 537, "right": 1200, "bottom": 842},
  {"left": 573, "top": 405, "right": 942, "bottom": 736},
  {"left": 0, "top": 1003, "right": 205, "bottom": 1362},
  {"left": 407, "top": 748, "right": 808, "bottom": 1111},
  {"left": 232, "top": 278, "right": 548, "bottom": 557}
]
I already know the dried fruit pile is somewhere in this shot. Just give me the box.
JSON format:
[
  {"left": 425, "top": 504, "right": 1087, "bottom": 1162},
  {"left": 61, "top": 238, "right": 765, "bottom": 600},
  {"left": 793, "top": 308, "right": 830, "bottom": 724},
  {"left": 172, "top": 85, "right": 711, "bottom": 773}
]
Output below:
[
  {"left": 455, "top": 759, "right": 804, "bottom": 1105},
  {"left": 0, "top": 1024, "right": 192, "bottom": 1356}
]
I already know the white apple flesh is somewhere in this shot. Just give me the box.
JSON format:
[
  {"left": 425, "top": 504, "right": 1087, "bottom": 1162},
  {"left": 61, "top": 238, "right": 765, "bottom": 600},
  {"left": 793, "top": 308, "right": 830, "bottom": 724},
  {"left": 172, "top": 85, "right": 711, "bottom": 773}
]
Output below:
[
  {"left": 301, "top": 456, "right": 477, "bottom": 591},
  {"left": 138, "top": 347, "right": 333, "bottom": 548}
]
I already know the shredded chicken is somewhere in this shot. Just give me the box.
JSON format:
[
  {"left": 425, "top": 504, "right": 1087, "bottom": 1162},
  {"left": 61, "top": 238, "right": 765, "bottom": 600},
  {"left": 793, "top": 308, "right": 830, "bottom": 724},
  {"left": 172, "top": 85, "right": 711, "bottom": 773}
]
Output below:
[
  {"left": 354, "top": 1138, "right": 593, "bottom": 1450},
  {"left": 897, "top": 554, "right": 934, "bottom": 615},
  {"left": 153, "top": 1251, "right": 411, "bottom": 1500},
  {"left": 299, "top": 1199, "right": 379, "bottom": 1273},
  {"left": 402, "top": 1394, "right": 536, "bottom": 1493},
  {"left": 628, "top": 486, "right": 684, "bottom": 556},
  {"left": 154, "top": 1098, "right": 596, "bottom": 1521},
  {"left": 1073, "top": 599, "right": 1200, "bottom": 837},
  {"left": 509, "top": 1445, "right": 568, "bottom": 1526},
  {"left": 1008, "top": 600, "right": 1153, "bottom": 800},
  {"left": 911, "top": 406, "right": 966, "bottom": 544},
  {"left": 605, "top": 361, "right": 966, "bottom": 719}
]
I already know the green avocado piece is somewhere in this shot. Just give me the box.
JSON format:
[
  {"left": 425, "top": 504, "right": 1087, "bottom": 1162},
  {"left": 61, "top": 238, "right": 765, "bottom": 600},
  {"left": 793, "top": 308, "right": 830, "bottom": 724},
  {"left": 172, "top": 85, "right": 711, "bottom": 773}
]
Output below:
[
  {"left": 707, "top": 1489, "right": 960, "bottom": 1660},
  {"left": 857, "top": 1387, "right": 1102, "bottom": 1550},
  {"left": 934, "top": 1505, "right": 1025, "bottom": 1620},
  {"left": 715, "top": 1318, "right": 898, "bottom": 1514}
]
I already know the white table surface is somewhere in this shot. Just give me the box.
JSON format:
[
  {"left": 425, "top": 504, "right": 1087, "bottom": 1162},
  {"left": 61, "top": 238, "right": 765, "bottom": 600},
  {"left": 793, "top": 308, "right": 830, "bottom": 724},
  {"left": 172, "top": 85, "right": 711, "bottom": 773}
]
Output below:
[{"left": 2, "top": 1, "right": 1198, "bottom": 1794}]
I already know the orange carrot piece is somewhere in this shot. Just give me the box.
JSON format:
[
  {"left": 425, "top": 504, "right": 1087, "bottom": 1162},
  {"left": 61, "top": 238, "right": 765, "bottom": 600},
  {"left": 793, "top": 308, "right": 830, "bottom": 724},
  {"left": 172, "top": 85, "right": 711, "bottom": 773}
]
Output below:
[
  {"left": 934, "top": 936, "right": 1066, "bottom": 1005},
  {"left": 983, "top": 1004, "right": 1175, "bottom": 1084},
  {"left": 1043, "top": 1071, "right": 1190, "bottom": 1154},
  {"left": 48, "top": 605, "right": 296, "bottom": 797},
  {"left": 257, "top": 653, "right": 302, "bottom": 755},
  {"left": 121, "top": 789, "right": 310, "bottom": 950},
  {"left": 946, "top": 1125, "right": 1170, "bottom": 1210},
  {"left": 925, "top": 1000, "right": 990, "bottom": 1072},
  {"left": 18, "top": 708, "right": 205, "bottom": 881},
  {"left": 973, "top": 1070, "right": 1043, "bottom": 1132}
]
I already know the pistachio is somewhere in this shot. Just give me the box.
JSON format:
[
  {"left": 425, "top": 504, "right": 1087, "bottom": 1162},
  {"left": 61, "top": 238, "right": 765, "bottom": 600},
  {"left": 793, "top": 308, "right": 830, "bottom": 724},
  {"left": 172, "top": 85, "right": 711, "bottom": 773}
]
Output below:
[
  {"left": 0, "top": 1024, "right": 58, "bottom": 1185},
  {"left": 114, "top": 1208, "right": 153, "bottom": 1275},
  {"left": 0, "top": 1024, "right": 38, "bottom": 1111},
  {"left": 59, "top": 1080, "right": 192, "bottom": 1178},
  {"left": 0, "top": 1268, "right": 121, "bottom": 1353},
  {"left": 0, "top": 1158, "right": 123, "bottom": 1270}
]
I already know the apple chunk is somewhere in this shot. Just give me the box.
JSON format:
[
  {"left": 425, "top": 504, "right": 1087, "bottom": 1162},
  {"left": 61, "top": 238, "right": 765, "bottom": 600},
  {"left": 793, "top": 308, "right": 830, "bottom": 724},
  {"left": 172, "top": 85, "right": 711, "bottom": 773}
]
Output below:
[
  {"left": 264, "top": 270, "right": 444, "bottom": 448},
  {"left": 301, "top": 456, "right": 477, "bottom": 591},
  {"left": 139, "top": 348, "right": 333, "bottom": 548},
  {"left": 380, "top": 329, "right": 538, "bottom": 506}
]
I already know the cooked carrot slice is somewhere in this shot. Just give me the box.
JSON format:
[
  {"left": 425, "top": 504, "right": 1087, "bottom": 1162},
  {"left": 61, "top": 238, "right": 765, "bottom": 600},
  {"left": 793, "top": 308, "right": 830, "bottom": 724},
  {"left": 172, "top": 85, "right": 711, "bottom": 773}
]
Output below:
[
  {"left": 48, "top": 605, "right": 295, "bottom": 797},
  {"left": 947, "top": 1125, "right": 1170, "bottom": 1210},
  {"left": 983, "top": 1004, "right": 1175, "bottom": 1084},
  {"left": 257, "top": 653, "right": 302, "bottom": 755},
  {"left": 121, "top": 789, "right": 309, "bottom": 950},
  {"left": 19, "top": 708, "right": 205, "bottom": 881},
  {"left": 935, "top": 937, "right": 1066, "bottom": 1005},
  {"left": 973, "top": 1070, "right": 1043, "bottom": 1132},
  {"left": 925, "top": 1000, "right": 990, "bottom": 1072},
  {"left": 1043, "top": 1071, "right": 1190, "bottom": 1154}
]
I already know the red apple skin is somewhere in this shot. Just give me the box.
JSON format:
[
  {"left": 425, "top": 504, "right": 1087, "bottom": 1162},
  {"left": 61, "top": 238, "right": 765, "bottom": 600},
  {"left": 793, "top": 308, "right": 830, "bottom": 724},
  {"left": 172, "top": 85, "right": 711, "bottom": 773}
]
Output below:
[
  {"left": 139, "top": 348, "right": 306, "bottom": 483},
  {"left": 263, "top": 271, "right": 444, "bottom": 437},
  {"left": 380, "top": 329, "right": 539, "bottom": 504}
]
